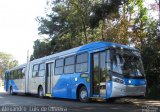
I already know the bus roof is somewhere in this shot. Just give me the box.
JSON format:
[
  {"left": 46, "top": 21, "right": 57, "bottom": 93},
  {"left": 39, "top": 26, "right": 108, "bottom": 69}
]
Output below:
[
  {"left": 30, "top": 41, "right": 137, "bottom": 63},
  {"left": 5, "top": 63, "right": 27, "bottom": 73}
]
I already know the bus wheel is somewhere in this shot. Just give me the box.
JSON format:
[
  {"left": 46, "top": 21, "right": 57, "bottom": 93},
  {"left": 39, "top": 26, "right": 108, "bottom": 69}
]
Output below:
[
  {"left": 79, "top": 86, "right": 89, "bottom": 103},
  {"left": 38, "top": 86, "right": 44, "bottom": 98}
]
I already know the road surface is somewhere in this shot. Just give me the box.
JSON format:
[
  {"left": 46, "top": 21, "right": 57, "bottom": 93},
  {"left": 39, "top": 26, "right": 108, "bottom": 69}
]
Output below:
[{"left": 0, "top": 86, "right": 159, "bottom": 112}]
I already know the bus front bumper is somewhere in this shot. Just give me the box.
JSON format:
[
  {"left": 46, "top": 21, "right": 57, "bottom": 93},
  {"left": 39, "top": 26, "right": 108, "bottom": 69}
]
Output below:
[{"left": 110, "top": 82, "right": 146, "bottom": 98}]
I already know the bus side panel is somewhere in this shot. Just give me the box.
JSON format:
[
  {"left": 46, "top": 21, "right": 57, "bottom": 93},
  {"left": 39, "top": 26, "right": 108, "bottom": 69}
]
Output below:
[
  {"left": 32, "top": 77, "right": 45, "bottom": 94},
  {"left": 52, "top": 75, "right": 70, "bottom": 98},
  {"left": 51, "top": 73, "right": 90, "bottom": 99},
  {"left": 70, "top": 73, "right": 90, "bottom": 99},
  {"left": 28, "top": 64, "right": 34, "bottom": 94},
  {"left": 14, "top": 79, "right": 25, "bottom": 93},
  {"left": 8, "top": 80, "right": 19, "bottom": 93}
]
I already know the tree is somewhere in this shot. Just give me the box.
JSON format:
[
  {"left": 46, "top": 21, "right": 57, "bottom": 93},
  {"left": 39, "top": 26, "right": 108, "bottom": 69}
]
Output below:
[
  {"left": 0, "top": 52, "right": 18, "bottom": 78},
  {"left": 141, "top": 20, "right": 160, "bottom": 98},
  {"left": 30, "top": 39, "right": 52, "bottom": 60},
  {"left": 34, "top": 0, "right": 123, "bottom": 59}
]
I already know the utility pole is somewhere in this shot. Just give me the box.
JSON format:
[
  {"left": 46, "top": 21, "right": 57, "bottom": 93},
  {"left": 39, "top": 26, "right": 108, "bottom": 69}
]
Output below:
[
  {"left": 158, "top": 0, "right": 160, "bottom": 41},
  {"left": 159, "top": 0, "right": 160, "bottom": 21},
  {"left": 27, "top": 50, "right": 29, "bottom": 63}
]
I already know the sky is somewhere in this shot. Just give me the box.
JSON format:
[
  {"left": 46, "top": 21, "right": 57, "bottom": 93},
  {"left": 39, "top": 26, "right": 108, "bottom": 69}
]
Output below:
[
  {"left": 0, "top": 0, "right": 46, "bottom": 64},
  {"left": 144, "top": 0, "right": 159, "bottom": 19},
  {"left": 0, "top": 0, "right": 158, "bottom": 65}
]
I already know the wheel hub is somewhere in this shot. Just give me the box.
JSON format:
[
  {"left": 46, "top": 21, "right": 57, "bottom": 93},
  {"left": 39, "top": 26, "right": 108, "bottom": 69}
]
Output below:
[
  {"left": 39, "top": 89, "right": 43, "bottom": 97},
  {"left": 80, "top": 90, "right": 87, "bottom": 99}
]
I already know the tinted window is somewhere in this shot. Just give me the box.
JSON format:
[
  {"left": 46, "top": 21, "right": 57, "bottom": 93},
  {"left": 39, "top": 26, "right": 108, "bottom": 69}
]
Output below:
[
  {"left": 55, "top": 67, "right": 63, "bottom": 75},
  {"left": 39, "top": 63, "right": 45, "bottom": 77},
  {"left": 17, "top": 69, "right": 22, "bottom": 79},
  {"left": 13, "top": 70, "right": 18, "bottom": 79},
  {"left": 39, "top": 70, "right": 45, "bottom": 77},
  {"left": 106, "top": 50, "right": 111, "bottom": 71},
  {"left": 56, "top": 59, "right": 64, "bottom": 67},
  {"left": 65, "top": 56, "right": 75, "bottom": 65},
  {"left": 64, "top": 56, "right": 75, "bottom": 74},
  {"left": 22, "top": 68, "right": 25, "bottom": 78},
  {"left": 33, "top": 65, "right": 39, "bottom": 71},
  {"left": 19, "top": 68, "right": 25, "bottom": 79},
  {"left": 76, "top": 53, "right": 88, "bottom": 73},
  {"left": 39, "top": 63, "right": 45, "bottom": 70},
  {"left": 64, "top": 65, "right": 74, "bottom": 74},
  {"left": 76, "top": 63, "right": 88, "bottom": 72},
  {"left": 33, "top": 64, "right": 39, "bottom": 77},
  {"left": 55, "top": 59, "right": 64, "bottom": 75},
  {"left": 76, "top": 53, "right": 88, "bottom": 63},
  {"left": 10, "top": 71, "right": 13, "bottom": 79}
]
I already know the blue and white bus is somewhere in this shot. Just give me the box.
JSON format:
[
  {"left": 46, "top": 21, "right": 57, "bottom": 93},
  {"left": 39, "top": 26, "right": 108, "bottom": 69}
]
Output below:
[{"left": 4, "top": 42, "right": 146, "bottom": 102}]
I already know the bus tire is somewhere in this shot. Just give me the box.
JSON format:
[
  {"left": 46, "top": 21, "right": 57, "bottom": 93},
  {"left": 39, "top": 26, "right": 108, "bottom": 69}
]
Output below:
[
  {"left": 38, "top": 86, "right": 44, "bottom": 98},
  {"left": 79, "top": 86, "right": 89, "bottom": 103}
]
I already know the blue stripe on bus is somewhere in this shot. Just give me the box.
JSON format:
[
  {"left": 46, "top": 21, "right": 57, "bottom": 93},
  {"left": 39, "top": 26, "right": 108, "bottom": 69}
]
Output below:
[
  {"left": 124, "top": 78, "right": 146, "bottom": 86},
  {"left": 51, "top": 74, "right": 90, "bottom": 99},
  {"left": 106, "top": 81, "right": 112, "bottom": 98},
  {"left": 9, "top": 80, "right": 19, "bottom": 92}
]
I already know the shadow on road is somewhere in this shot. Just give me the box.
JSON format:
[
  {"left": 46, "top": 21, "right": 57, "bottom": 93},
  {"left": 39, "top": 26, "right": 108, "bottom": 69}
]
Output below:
[{"left": 1, "top": 85, "right": 159, "bottom": 106}]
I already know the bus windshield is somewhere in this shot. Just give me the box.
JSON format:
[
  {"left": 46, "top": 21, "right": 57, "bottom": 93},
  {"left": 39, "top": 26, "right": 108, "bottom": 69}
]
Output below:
[{"left": 111, "top": 48, "right": 145, "bottom": 78}]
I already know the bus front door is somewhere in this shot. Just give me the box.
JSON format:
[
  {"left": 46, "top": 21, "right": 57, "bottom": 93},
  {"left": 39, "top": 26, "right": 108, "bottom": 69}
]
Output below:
[
  {"left": 45, "top": 62, "right": 53, "bottom": 96},
  {"left": 92, "top": 51, "right": 106, "bottom": 98}
]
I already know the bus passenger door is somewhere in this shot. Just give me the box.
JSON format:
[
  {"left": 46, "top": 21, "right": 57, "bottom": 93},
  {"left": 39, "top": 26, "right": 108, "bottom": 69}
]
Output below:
[
  {"left": 45, "top": 62, "right": 53, "bottom": 95},
  {"left": 91, "top": 51, "right": 107, "bottom": 98}
]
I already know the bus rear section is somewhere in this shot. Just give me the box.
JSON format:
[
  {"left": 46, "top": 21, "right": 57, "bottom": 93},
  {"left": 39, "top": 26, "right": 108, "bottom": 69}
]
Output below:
[
  {"left": 89, "top": 47, "right": 146, "bottom": 101},
  {"left": 4, "top": 66, "right": 26, "bottom": 94}
]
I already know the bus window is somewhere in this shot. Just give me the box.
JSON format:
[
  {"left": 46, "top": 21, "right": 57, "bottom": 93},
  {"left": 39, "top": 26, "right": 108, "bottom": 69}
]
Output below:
[
  {"left": 106, "top": 50, "right": 111, "bottom": 71},
  {"left": 10, "top": 71, "right": 13, "bottom": 79},
  {"left": 55, "top": 59, "right": 64, "bottom": 75},
  {"left": 112, "top": 55, "right": 123, "bottom": 74},
  {"left": 13, "top": 70, "right": 19, "bottom": 79},
  {"left": 76, "top": 53, "right": 88, "bottom": 73},
  {"left": 39, "top": 63, "right": 45, "bottom": 76},
  {"left": 22, "top": 68, "right": 25, "bottom": 78},
  {"left": 18, "top": 69, "right": 22, "bottom": 79},
  {"left": 100, "top": 52, "right": 107, "bottom": 82},
  {"left": 32, "top": 64, "right": 39, "bottom": 77},
  {"left": 64, "top": 56, "right": 75, "bottom": 74},
  {"left": 111, "top": 49, "right": 145, "bottom": 77},
  {"left": 76, "top": 53, "right": 88, "bottom": 63}
]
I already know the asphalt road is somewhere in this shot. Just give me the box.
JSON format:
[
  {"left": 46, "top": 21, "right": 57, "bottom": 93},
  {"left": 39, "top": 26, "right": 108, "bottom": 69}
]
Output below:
[{"left": 0, "top": 88, "right": 159, "bottom": 112}]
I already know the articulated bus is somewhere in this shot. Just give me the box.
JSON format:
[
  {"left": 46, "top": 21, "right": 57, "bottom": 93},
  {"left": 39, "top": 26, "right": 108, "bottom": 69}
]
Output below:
[{"left": 4, "top": 42, "right": 146, "bottom": 102}]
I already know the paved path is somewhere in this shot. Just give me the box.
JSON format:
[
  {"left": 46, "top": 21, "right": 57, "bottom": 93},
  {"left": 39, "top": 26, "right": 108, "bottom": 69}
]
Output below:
[
  {"left": 0, "top": 92, "right": 140, "bottom": 112},
  {"left": 0, "top": 88, "right": 159, "bottom": 112}
]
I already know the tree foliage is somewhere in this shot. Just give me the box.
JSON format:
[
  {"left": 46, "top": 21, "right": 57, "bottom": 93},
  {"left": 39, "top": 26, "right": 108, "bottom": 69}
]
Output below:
[
  {"left": 0, "top": 52, "right": 18, "bottom": 78},
  {"left": 141, "top": 21, "right": 160, "bottom": 98}
]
